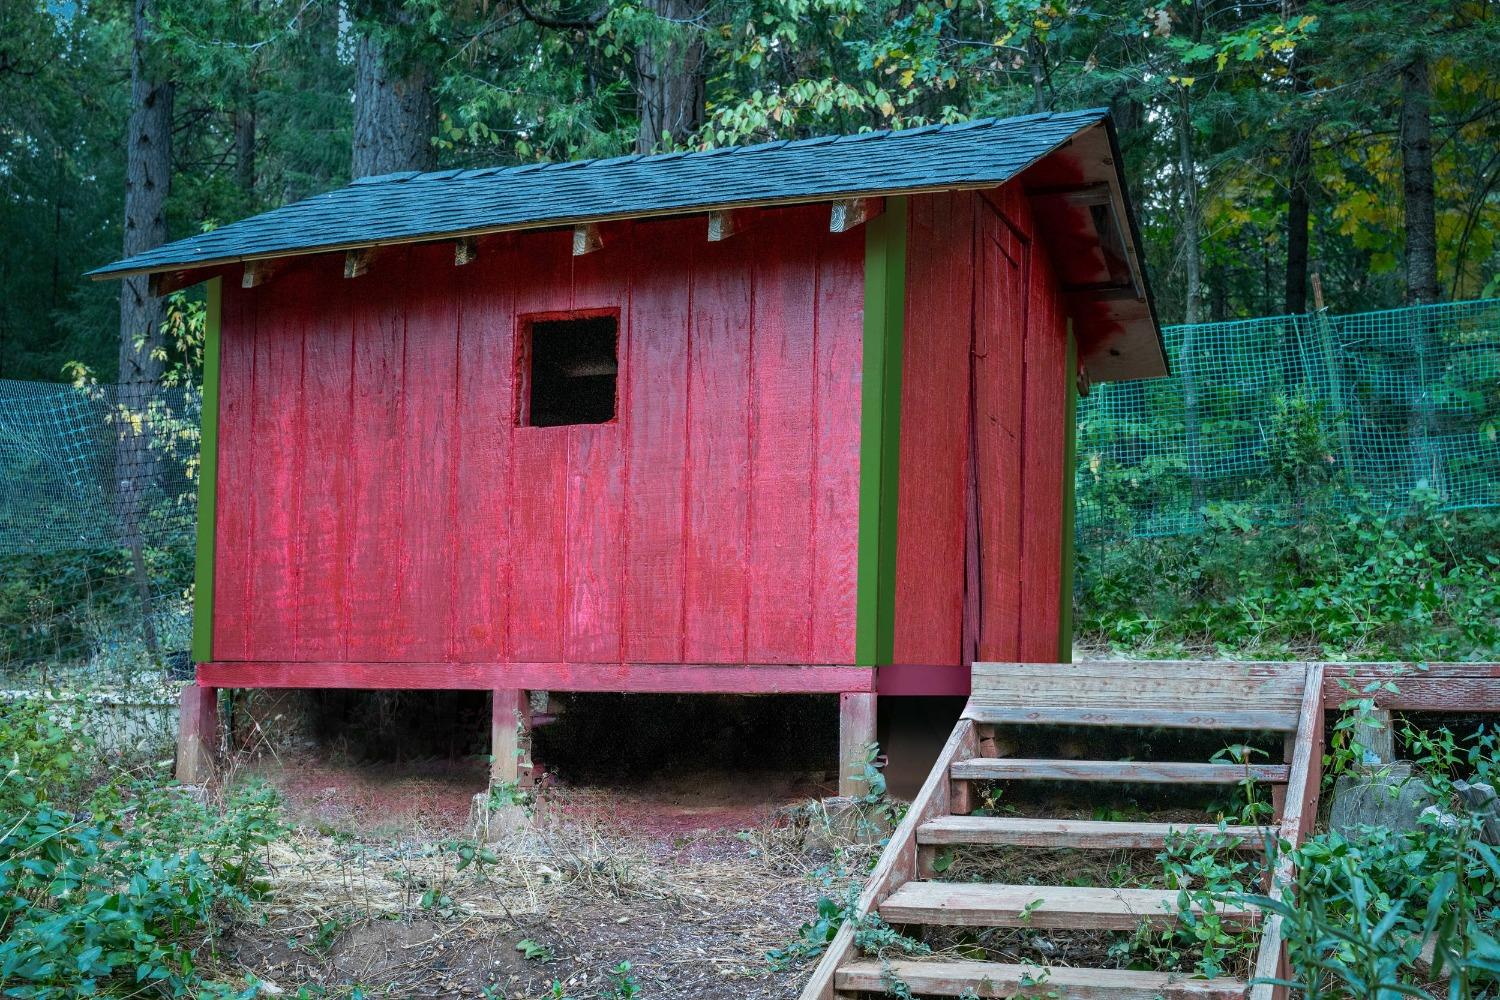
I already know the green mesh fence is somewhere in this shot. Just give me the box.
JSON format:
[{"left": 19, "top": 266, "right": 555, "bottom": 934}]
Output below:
[
  {"left": 0, "top": 378, "right": 199, "bottom": 680},
  {"left": 1077, "top": 298, "right": 1500, "bottom": 540}
]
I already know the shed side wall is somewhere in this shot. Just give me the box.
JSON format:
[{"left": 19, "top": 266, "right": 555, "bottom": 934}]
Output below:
[
  {"left": 211, "top": 204, "right": 863, "bottom": 669},
  {"left": 890, "top": 185, "right": 1071, "bottom": 673}
]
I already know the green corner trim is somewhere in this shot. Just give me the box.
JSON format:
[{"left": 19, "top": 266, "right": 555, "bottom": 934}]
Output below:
[
  {"left": 191, "top": 278, "right": 223, "bottom": 663},
  {"left": 1058, "top": 322, "right": 1078, "bottom": 662},
  {"left": 855, "top": 197, "right": 908, "bottom": 667}
]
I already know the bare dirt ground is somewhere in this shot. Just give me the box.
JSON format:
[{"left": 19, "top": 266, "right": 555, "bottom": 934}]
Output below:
[{"left": 208, "top": 752, "right": 875, "bottom": 999}]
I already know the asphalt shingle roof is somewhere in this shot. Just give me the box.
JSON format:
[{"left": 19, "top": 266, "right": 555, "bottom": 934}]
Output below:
[{"left": 92, "top": 107, "right": 1108, "bottom": 277}]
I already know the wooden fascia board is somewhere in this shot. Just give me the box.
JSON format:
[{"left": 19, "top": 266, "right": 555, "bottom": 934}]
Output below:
[
  {"left": 191, "top": 277, "right": 222, "bottom": 663},
  {"left": 854, "top": 196, "right": 908, "bottom": 666}
]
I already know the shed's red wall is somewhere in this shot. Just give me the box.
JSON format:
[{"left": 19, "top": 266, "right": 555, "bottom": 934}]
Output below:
[
  {"left": 891, "top": 184, "right": 1071, "bottom": 669},
  {"left": 212, "top": 204, "right": 864, "bottom": 668}
]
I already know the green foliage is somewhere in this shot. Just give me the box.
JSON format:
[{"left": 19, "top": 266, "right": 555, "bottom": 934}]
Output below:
[
  {"left": 1247, "top": 723, "right": 1500, "bottom": 995},
  {"left": 0, "top": 699, "right": 281, "bottom": 999},
  {"left": 1078, "top": 499, "right": 1500, "bottom": 660}
]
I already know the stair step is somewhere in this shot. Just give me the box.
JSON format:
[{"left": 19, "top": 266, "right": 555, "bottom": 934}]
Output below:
[
  {"left": 949, "top": 758, "right": 1290, "bottom": 785},
  {"left": 877, "top": 881, "right": 1258, "bottom": 930},
  {"left": 917, "top": 816, "right": 1273, "bottom": 851},
  {"left": 835, "top": 959, "right": 1248, "bottom": 998},
  {"left": 965, "top": 703, "right": 1298, "bottom": 731}
]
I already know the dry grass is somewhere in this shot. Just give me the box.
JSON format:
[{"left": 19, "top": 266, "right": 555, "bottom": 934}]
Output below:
[{"left": 197, "top": 750, "right": 874, "bottom": 1000}]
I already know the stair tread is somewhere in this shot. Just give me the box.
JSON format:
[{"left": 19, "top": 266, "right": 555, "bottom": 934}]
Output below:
[
  {"left": 949, "top": 758, "right": 1290, "bottom": 785},
  {"left": 836, "top": 958, "right": 1248, "bottom": 998},
  {"left": 917, "top": 815, "right": 1273, "bottom": 850},
  {"left": 965, "top": 703, "right": 1299, "bottom": 731},
  {"left": 878, "top": 881, "right": 1258, "bottom": 930}
]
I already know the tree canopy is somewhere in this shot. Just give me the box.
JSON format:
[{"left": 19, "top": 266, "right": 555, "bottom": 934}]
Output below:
[{"left": 1, "top": 0, "right": 1495, "bottom": 381}]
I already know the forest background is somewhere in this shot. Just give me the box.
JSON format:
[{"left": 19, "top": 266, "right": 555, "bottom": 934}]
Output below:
[{"left": 0, "top": 0, "right": 1498, "bottom": 667}]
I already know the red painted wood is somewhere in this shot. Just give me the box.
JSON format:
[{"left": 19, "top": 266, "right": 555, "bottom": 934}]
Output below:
[
  {"left": 747, "top": 209, "right": 818, "bottom": 661},
  {"left": 246, "top": 264, "right": 307, "bottom": 659},
  {"left": 509, "top": 428, "right": 568, "bottom": 659},
  {"left": 566, "top": 425, "right": 625, "bottom": 660},
  {"left": 623, "top": 218, "right": 693, "bottom": 661},
  {"left": 453, "top": 238, "right": 515, "bottom": 660},
  {"left": 506, "top": 232, "right": 574, "bottom": 660},
  {"left": 877, "top": 663, "right": 974, "bottom": 696},
  {"left": 402, "top": 245, "right": 459, "bottom": 658},
  {"left": 295, "top": 257, "right": 352, "bottom": 660},
  {"left": 973, "top": 199, "right": 1028, "bottom": 662},
  {"left": 892, "top": 191, "right": 974, "bottom": 667},
  {"left": 346, "top": 250, "right": 413, "bottom": 660},
  {"left": 683, "top": 235, "right": 752, "bottom": 663},
  {"left": 1018, "top": 242, "right": 1068, "bottom": 660},
  {"left": 199, "top": 660, "right": 877, "bottom": 693},
  {"left": 811, "top": 222, "right": 864, "bottom": 663},
  {"left": 212, "top": 281, "right": 254, "bottom": 659},
  {"left": 211, "top": 204, "right": 867, "bottom": 677}
]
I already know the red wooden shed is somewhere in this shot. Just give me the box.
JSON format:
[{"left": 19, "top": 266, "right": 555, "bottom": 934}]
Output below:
[{"left": 93, "top": 107, "right": 1165, "bottom": 795}]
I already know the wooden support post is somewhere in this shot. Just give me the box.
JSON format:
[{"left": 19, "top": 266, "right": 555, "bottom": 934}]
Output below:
[
  {"left": 838, "top": 692, "right": 878, "bottom": 797},
  {"left": 454, "top": 236, "right": 478, "bottom": 266},
  {"left": 175, "top": 684, "right": 218, "bottom": 784},
  {"left": 490, "top": 688, "right": 533, "bottom": 789},
  {"left": 481, "top": 689, "right": 533, "bottom": 840},
  {"left": 1351, "top": 707, "right": 1395, "bottom": 766},
  {"left": 572, "top": 223, "right": 602, "bottom": 256}
]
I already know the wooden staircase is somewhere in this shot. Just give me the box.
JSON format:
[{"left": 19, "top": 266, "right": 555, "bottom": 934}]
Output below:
[{"left": 801, "top": 661, "right": 1327, "bottom": 999}]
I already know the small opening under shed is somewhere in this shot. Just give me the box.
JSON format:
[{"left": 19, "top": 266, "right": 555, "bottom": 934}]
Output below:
[{"left": 520, "top": 312, "right": 619, "bottom": 426}]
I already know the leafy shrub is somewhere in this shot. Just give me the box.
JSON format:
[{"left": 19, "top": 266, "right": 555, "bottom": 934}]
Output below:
[
  {"left": 1250, "top": 724, "right": 1500, "bottom": 994},
  {"left": 1077, "top": 497, "right": 1500, "bottom": 660},
  {"left": 0, "top": 698, "right": 280, "bottom": 998}
]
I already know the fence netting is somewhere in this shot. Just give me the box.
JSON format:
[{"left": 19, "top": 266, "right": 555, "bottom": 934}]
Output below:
[
  {"left": 0, "top": 378, "right": 199, "bottom": 683},
  {"left": 0, "top": 298, "right": 1496, "bottom": 681},
  {"left": 1077, "top": 298, "right": 1500, "bottom": 539}
]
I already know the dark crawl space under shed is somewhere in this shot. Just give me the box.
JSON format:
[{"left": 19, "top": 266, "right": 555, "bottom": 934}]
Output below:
[{"left": 92, "top": 106, "right": 1167, "bottom": 794}]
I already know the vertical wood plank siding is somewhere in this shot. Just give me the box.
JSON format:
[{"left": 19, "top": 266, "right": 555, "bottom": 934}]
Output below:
[
  {"left": 212, "top": 205, "right": 864, "bottom": 667},
  {"left": 191, "top": 277, "right": 223, "bottom": 662},
  {"left": 890, "top": 186, "right": 1072, "bottom": 672},
  {"left": 891, "top": 192, "right": 976, "bottom": 668},
  {"left": 854, "top": 197, "right": 908, "bottom": 666}
]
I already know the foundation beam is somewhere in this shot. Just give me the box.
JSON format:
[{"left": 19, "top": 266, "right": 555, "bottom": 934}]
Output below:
[
  {"left": 838, "top": 692, "right": 879, "bottom": 796},
  {"left": 175, "top": 684, "right": 218, "bottom": 784}
]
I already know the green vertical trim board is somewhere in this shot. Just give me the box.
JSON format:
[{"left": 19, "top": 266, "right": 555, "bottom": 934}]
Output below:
[
  {"left": 191, "top": 277, "right": 223, "bottom": 663},
  {"left": 1057, "top": 321, "right": 1078, "bottom": 662},
  {"left": 855, "top": 197, "right": 908, "bottom": 666}
]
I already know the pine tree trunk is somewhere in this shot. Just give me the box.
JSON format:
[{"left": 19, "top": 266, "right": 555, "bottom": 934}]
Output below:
[
  {"left": 634, "top": 0, "right": 705, "bottom": 153},
  {"left": 1175, "top": 89, "right": 1206, "bottom": 510},
  {"left": 1285, "top": 129, "right": 1311, "bottom": 315},
  {"left": 352, "top": 8, "right": 437, "bottom": 178},
  {"left": 1282, "top": 0, "right": 1312, "bottom": 317},
  {"left": 234, "top": 106, "right": 256, "bottom": 196},
  {"left": 1176, "top": 93, "right": 1202, "bottom": 326},
  {"left": 116, "top": 0, "right": 173, "bottom": 658},
  {"left": 1400, "top": 50, "right": 1441, "bottom": 494},
  {"left": 1400, "top": 51, "right": 1439, "bottom": 305}
]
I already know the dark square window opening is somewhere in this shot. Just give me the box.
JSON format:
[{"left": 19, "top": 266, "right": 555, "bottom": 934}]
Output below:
[{"left": 518, "top": 311, "right": 619, "bottom": 427}]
